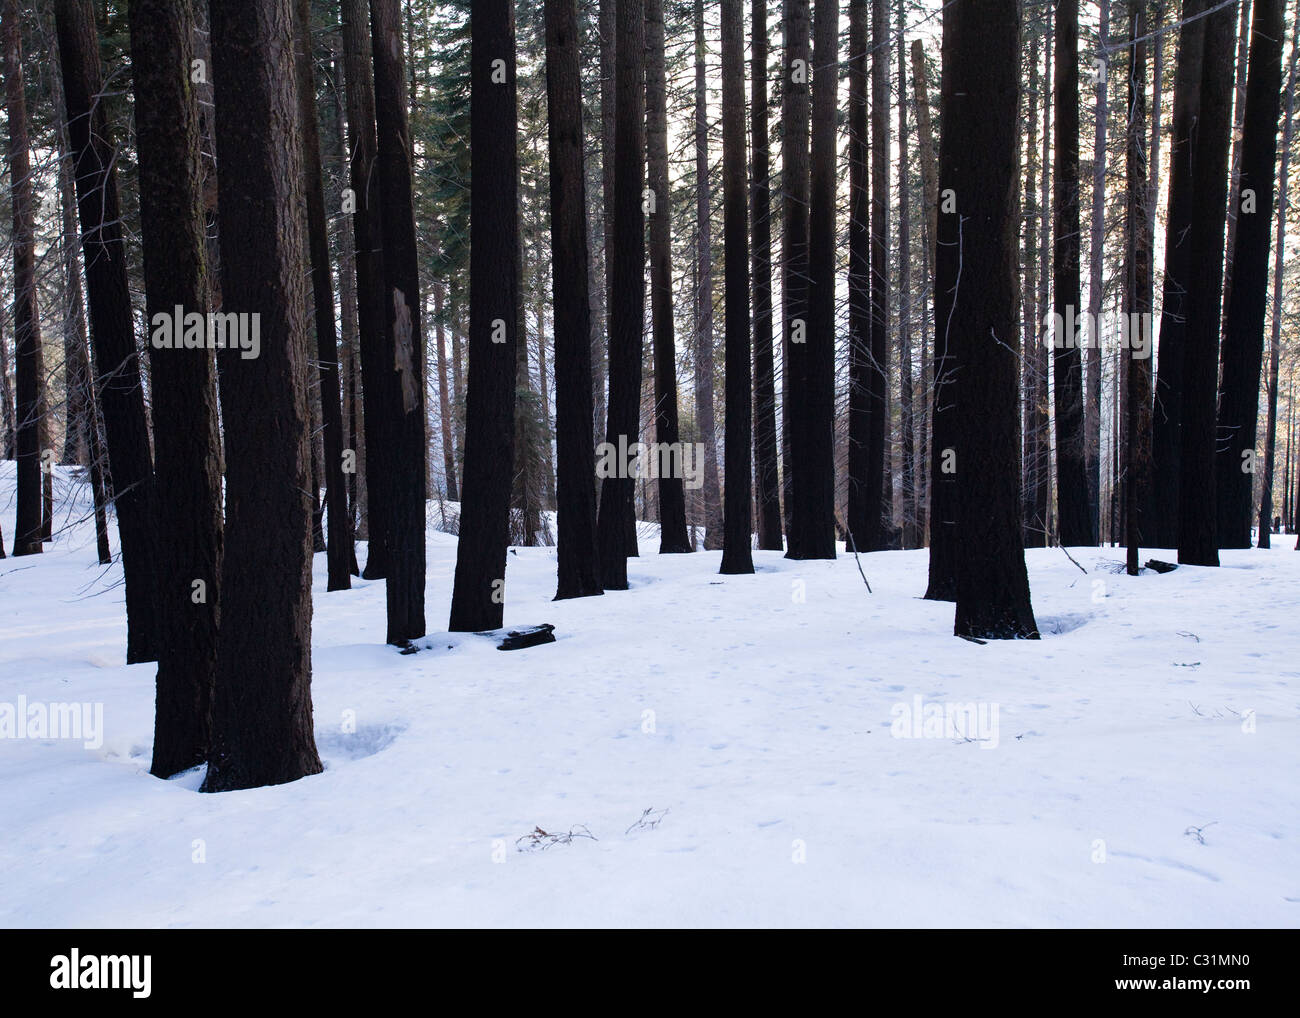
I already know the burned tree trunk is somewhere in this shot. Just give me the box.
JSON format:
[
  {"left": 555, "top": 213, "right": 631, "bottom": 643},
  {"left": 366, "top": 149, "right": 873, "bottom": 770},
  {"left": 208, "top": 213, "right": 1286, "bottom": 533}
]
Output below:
[
  {"left": 546, "top": 0, "right": 602, "bottom": 599},
  {"left": 129, "top": 0, "right": 224, "bottom": 778},
  {"left": 949, "top": 0, "right": 1038, "bottom": 640},
  {"left": 1178, "top": 0, "right": 1235, "bottom": 566},
  {"left": 449, "top": 0, "right": 520, "bottom": 628},
  {"left": 596, "top": 0, "right": 645, "bottom": 588},
  {"left": 370, "top": 0, "right": 427, "bottom": 641},
  {"left": 56, "top": 0, "right": 161, "bottom": 661},
  {"left": 719, "top": 0, "right": 753, "bottom": 575},
  {"left": 3, "top": 0, "right": 43, "bottom": 560},
  {"left": 751, "top": 0, "right": 783, "bottom": 552},
  {"left": 645, "top": 0, "right": 690, "bottom": 554},
  {"left": 1215, "top": 0, "right": 1285, "bottom": 548},
  {"left": 203, "top": 0, "right": 322, "bottom": 791},
  {"left": 296, "top": 0, "right": 354, "bottom": 591}
]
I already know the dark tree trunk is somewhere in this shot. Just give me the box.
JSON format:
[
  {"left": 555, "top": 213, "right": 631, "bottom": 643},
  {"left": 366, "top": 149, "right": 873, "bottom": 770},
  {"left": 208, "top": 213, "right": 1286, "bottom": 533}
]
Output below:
[
  {"left": 1259, "top": 7, "right": 1299, "bottom": 550},
  {"left": 1222, "top": 0, "right": 1253, "bottom": 312},
  {"left": 795, "top": 0, "right": 836, "bottom": 560},
  {"left": 720, "top": 0, "right": 753, "bottom": 574},
  {"left": 1150, "top": 0, "right": 1208, "bottom": 548},
  {"left": 847, "top": 0, "right": 871, "bottom": 552},
  {"left": 434, "top": 277, "right": 458, "bottom": 500},
  {"left": 1038, "top": 5, "right": 1053, "bottom": 544},
  {"left": 342, "top": 0, "right": 391, "bottom": 580},
  {"left": 1178, "top": 0, "right": 1235, "bottom": 566},
  {"left": 4, "top": 0, "right": 43, "bottom": 559},
  {"left": 1086, "top": 0, "right": 1109, "bottom": 542},
  {"left": 949, "top": 0, "right": 1038, "bottom": 640},
  {"left": 57, "top": 123, "right": 91, "bottom": 468},
  {"left": 332, "top": 43, "right": 366, "bottom": 545},
  {"left": 1021, "top": 17, "right": 1046, "bottom": 547},
  {"left": 310, "top": 375, "right": 326, "bottom": 555},
  {"left": 911, "top": 38, "right": 937, "bottom": 545},
  {"left": 449, "top": 0, "right": 519, "bottom": 628},
  {"left": 868, "top": 0, "right": 889, "bottom": 549},
  {"left": 129, "top": 0, "right": 224, "bottom": 778},
  {"left": 296, "top": 0, "right": 354, "bottom": 591},
  {"left": 781, "top": 0, "right": 810, "bottom": 559},
  {"left": 897, "top": 0, "right": 915, "bottom": 549},
  {"left": 596, "top": 0, "right": 645, "bottom": 589},
  {"left": 203, "top": 0, "right": 323, "bottom": 792},
  {"left": 646, "top": 0, "right": 690, "bottom": 553},
  {"left": 56, "top": 0, "right": 161, "bottom": 661},
  {"left": 693, "top": 0, "right": 723, "bottom": 551},
  {"left": 1053, "top": 0, "right": 1094, "bottom": 547},
  {"left": 88, "top": 396, "right": 111, "bottom": 564},
  {"left": 924, "top": 0, "right": 961, "bottom": 600},
  {"left": 370, "top": 0, "right": 426, "bottom": 641},
  {"left": 597, "top": 0, "right": 614, "bottom": 448},
  {"left": 1215, "top": 0, "right": 1285, "bottom": 548},
  {"left": 546, "top": 0, "right": 602, "bottom": 600},
  {"left": 751, "top": 0, "right": 782, "bottom": 552},
  {"left": 1125, "top": 0, "right": 1154, "bottom": 576},
  {"left": 0, "top": 260, "right": 13, "bottom": 460}
]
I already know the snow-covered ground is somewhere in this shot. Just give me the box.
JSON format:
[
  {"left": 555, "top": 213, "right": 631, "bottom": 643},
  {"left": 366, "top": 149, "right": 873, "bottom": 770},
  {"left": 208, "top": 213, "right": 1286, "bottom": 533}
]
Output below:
[{"left": 1, "top": 461, "right": 1296, "bottom": 928}]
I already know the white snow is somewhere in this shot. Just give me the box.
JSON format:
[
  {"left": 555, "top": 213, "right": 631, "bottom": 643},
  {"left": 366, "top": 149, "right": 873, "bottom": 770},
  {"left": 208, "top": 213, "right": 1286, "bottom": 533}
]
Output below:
[{"left": 1, "top": 461, "right": 1297, "bottom": 927}]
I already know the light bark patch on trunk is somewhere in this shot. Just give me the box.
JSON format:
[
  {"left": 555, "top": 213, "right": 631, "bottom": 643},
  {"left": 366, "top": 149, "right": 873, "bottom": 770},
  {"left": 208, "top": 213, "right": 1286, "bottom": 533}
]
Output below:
[{"left": 392, "top": 287, "right": 417, "bottom": 413}]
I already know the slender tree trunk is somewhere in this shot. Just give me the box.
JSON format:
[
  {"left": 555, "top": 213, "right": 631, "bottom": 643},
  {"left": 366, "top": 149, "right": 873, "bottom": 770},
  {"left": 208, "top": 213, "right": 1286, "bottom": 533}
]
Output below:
[
  {"left": 546, "top": 0, "right": 602, "bottom": 598},
  {"left": 1053, "top": 0, "right": 1094, "bottom": 547},
  {"left": 512, "top": 237, "right": 541, "bottom": 547},
  {"left": 370, "top": 0, "right": 427, "bottom": 640},
  {"left": 0, "top": 259, "right": 13, "bottom": 460},
  {"left": 1215, "top": 0, "right": 1285, "bottom": 548},
  {"left": 57, "top": 120, "right": 91, "bottom": 468},
  {"left": 1150, "top": 0, "right": 1164, "bottom": 239},
  {"left": 751, "top": 0, "right": 782, "bottom": 551},
  {"left": 720, "top": 0, "right": 753, "bottom": 573},
  {"left": 1038, "top": 4, "right": 1053, "bottom": 544},
  {"left": 782, "top": 0, "right": 811, "bottom": 558},
  {"left": 295, "top": 0, "right": 354, "bottom": 590},
  {"left": 924, "top": 0, "right": 960, "bottom": 599},
  {"left": 1022, "top": 19, "right": 1042, "bottom": 546},
  {"left": 450, "top": 0, "right": 520, "bottom": 627},
  {"left": 1086, "top": 0, "right": 1109, "bottom": 540},
  {"left": 867, "top": 0, "right": 889, "bottom": 549},
  {"left": 646, "top": 0, "right": 690, "bottom": 553},
  {"left": 911, "top": 38, "right": 937, "bottom": 545},
  {"left": 1222, "top": 0, "right": 1254, "bottom": 311},
  {"left": 1125, "top": 0, "right": 1153, "bottom": 576},
  {"left": 88, "top": 393, "right": 110, "bottom": 564},
  {"left": 56, "top": 0, "right": 161, "bottom": 661},
  {"left": 950, "top": 0, "right": 1038, "bottom": 640},
  {"left": 897, "top": 0, "right": 915, "bottom": 549},
  {"left": 596, "top": 0, "right": 614, "bottom": 448},
  {"left": 1259, "top": 5, "right": 1298, "bottom": 549},
  {"left": 848, "top": 0, "right": 871, "bottom": 551},
  {"left": 342, "top": 0, "right": 391, "bottom": 579},
  {"left": 434, "top": 277, "right": 458, "bottom": 499},
  {"left": 536, "top": 296, "right": 556, "bottom": 510},
  {"left": 595, "top": 0, "right": 645, "bottom": 587},
  {"left": 5, "top": 0, "right": 44, "bottom": 559},
  {"left": 204, "top": 0, "right": 323, "bottom": 792},
  {"left": 1150, "top": 0, "right": 1208, "bottom": 548},
  {"left": 1178, "top": 0, "right": 1234, "bottom": 566},
  {"left": 693, "top": 0, "right": 723, "bottom": 551},
  {"left": 128, "top": 0, "right": 224, "bottom": 778},
  {"left": 794, "top": 0, "right": 836, "bottom": 560},
  {"left": 450, "top": 293, "right": 464, "bottom": 482},
  {"left": 330, "top": 44, "right": 364, "bottom": 547}
]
